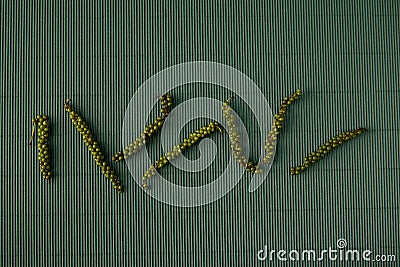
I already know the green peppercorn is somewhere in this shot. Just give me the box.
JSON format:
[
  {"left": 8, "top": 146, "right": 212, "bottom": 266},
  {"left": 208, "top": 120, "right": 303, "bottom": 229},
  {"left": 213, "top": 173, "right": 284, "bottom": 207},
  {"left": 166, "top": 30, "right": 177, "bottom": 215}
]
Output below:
[{"left": 64, "top": 99, "right": 123, "bottom": 193}]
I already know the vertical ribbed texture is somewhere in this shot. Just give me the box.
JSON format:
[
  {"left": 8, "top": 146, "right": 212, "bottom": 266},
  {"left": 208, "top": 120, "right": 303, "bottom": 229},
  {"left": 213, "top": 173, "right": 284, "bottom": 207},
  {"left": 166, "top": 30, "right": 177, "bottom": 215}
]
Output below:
[{"left": 1, "top": 0, "right": 399, "bottom": 265}]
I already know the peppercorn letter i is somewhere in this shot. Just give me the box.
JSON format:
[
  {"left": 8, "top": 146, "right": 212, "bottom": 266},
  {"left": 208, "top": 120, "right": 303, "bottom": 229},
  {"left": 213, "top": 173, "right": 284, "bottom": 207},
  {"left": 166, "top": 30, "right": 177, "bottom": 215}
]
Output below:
[{"left": 30, "top": 115, "right": 52, "bottom": 180}]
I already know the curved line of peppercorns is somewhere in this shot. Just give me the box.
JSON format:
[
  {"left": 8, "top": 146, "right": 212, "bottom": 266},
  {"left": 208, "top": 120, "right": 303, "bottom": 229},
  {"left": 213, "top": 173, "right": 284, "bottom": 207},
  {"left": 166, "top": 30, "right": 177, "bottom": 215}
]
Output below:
[
  {"left": 112, "top": 94, "right": 173, "bottom": 163},
  {"left": 64, "top": 99, "right": 123, "bottom": 193},
  {"left": 30, "top": 115, "right": 52, "bottom": 180},
  {"left": 221, "top": 97, "right": 263, "bottom": 174},
  {"left": 263, "top": 89, "right": 302, "bottom": 164},
  {"left": 290, "top": 127, "right": 367, "bottom": 175},
  {"left": 141, "top": 121, "right": 222, "bottom": 189}
]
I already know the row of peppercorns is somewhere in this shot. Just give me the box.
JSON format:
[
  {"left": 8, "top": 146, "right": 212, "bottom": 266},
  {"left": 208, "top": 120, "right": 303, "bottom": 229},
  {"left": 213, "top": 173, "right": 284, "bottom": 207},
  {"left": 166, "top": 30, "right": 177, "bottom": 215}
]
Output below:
[
  {"left": 290, "top": 127, "right": 367, "bottom": 175},
  {"left": 221, "top": 97, "right": 263, "bottom": 174},
  {"left": 64, "top": 99, "right": 124, "bottom": 192},
  {"left": 112, "top": 94, "right": 173, "bottom": 163},
  {"left": 263, "top": 89, "right": 302, "bottom": 164},
  {"left": 30, "top": 115, "right": 52, "bottom": 180},
  {"left": 141, "top": 121, "right": 222, "bottom": 189}
]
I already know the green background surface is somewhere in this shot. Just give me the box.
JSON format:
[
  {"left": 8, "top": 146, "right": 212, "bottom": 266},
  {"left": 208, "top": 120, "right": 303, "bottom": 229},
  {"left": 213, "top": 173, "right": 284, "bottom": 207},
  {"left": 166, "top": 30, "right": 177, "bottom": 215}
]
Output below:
[{"left": 1, "top": 0, "right": 399, "bottom": 265}]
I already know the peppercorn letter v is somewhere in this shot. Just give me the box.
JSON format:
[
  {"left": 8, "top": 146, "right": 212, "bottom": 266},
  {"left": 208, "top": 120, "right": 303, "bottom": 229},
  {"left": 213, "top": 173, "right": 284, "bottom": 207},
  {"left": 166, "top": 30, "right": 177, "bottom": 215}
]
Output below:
[{"left": 221, "top": 89, "right": 302, "bottom": 174}]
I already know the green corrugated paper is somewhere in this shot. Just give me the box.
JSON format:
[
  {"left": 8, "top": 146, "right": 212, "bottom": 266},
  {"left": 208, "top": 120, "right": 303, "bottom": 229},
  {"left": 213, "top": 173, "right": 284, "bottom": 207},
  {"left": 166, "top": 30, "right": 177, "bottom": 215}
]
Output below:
[{"left": 1, "top": 0, "right": 399, "bottom": 265}]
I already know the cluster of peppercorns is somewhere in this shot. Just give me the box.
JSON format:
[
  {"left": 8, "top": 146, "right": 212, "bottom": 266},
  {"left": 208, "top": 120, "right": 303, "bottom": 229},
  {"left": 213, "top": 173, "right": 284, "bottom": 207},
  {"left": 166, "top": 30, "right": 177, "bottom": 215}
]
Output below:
[
  {"left": 64, "top": 99, "right": 123, "bottom": 193},
  {"left": 221, "top": 97, "right": 262, "bottom": 174},
  {"left": 141, "top": 121, "right": 222, "bottom": 189},
  {"left": 112, "top": 94, "right": 173, "bottom": 163},
  {"left": 30, "top": 115, "right": 52, "bottom": 180},
  {"left": 264, "top": 89, "right": 302, "bottom": 164},
  {"left": 290, "top": 127, "right": 367, "bottom": 175},
  {"left": 160, "top": 94, "right": 173, "bottom": 118}
]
